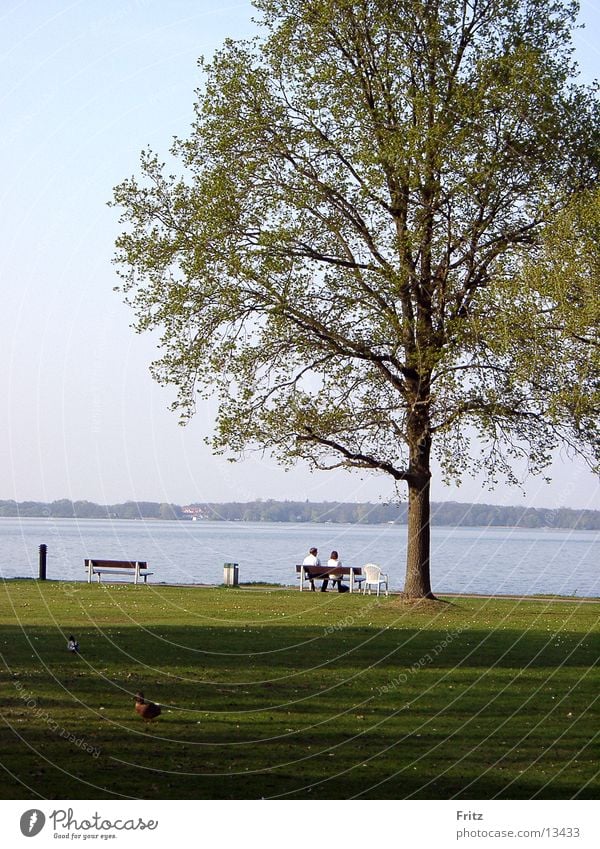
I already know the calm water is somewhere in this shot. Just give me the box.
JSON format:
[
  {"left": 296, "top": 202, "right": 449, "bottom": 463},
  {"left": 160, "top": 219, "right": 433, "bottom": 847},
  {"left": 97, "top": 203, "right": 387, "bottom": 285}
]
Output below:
[{"left": 0, "top": 517, "right": 598, "bottom": 597}]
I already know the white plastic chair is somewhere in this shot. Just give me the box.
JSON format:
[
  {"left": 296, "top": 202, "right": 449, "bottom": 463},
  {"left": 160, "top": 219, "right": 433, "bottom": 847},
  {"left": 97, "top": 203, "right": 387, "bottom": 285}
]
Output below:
[{"left": 362, "top": 564, "right": 389, "bottom": 596}]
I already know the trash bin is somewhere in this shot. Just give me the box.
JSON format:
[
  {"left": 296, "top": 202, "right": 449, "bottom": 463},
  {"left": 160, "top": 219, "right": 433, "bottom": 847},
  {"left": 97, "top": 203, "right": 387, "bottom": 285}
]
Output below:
[{"left": 223, "top": 562, "right": 239, "bottom": 586}]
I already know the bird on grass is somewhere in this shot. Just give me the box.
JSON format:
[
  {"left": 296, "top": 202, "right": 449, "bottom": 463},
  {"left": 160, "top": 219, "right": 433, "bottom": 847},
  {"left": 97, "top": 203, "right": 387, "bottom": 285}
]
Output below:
[
  {"left": 134, "top": 691, "right": 161, "bottom": 721},
  {"left": 67, "top": 635, "right": 79, "bottom": 653}
]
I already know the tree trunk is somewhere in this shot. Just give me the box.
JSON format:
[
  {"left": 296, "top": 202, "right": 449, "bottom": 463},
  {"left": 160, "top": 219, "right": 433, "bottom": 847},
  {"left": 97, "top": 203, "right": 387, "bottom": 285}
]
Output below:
[
  {"left": 404, "top": 475, "right": 434, "bottom": 598},
  {"left": 403, "top": 405, "right": 434, "bottom": 599}
]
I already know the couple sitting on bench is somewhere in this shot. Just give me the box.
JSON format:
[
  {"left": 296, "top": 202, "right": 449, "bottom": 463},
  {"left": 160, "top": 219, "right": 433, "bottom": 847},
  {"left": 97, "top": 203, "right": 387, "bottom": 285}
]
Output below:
[{"left": 303, "top": 547, "right": 349, "bottom": 592}]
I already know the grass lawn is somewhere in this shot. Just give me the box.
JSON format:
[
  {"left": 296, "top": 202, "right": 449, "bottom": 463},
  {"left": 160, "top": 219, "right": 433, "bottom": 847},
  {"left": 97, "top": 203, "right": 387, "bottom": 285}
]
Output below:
[{"left": 0, "top": 579, "right": 598, "bottom": 800}]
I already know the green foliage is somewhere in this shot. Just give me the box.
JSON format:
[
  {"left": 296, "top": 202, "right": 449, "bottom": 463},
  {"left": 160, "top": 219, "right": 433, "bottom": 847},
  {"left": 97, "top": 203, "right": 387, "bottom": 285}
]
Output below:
[
  {"left": 111, "top": 0, "right": 599, "bottom": 595},
  {"left": 482, "top": 189, "right": 600, "bottom": 469},
  {"left": 192, "top": 499, "right": 600, "bottom": 529},
  {"left": 2, "top": 499, "right": 599, "bottom": 528}
]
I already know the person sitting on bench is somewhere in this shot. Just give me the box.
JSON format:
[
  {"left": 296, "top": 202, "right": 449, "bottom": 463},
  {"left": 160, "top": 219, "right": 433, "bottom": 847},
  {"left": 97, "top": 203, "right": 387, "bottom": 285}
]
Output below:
[
  {"left": 326, "top": 550, "right": 349, "bottom": 593},
  {"left": 302, "top": 547, "right": 322, "bottom": 591}
]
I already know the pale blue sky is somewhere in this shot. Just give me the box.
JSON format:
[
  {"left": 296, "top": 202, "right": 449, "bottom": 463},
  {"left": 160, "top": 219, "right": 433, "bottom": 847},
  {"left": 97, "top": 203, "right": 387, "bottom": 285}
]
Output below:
[{"left": 1, "top": 0, "right": 598, "bottom": 510}]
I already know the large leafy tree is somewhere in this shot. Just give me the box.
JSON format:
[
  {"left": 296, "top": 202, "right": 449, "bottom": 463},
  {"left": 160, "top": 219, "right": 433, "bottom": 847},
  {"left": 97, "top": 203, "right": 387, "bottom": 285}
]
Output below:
[
  {"left": 490, "top": 189, "right": 600, "bottom": 462},
  {"left": 112, "top": 0, "right": 599, "bottom": 598}
]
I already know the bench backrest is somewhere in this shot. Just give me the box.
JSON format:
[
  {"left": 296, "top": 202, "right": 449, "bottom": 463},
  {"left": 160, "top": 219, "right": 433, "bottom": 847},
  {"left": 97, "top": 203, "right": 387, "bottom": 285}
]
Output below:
[
  {"left": 86, "top": 559, "right": 148, "bottom": 570},
  {"left": 295, "top": 565, "right": 361, "bottom": 576}
]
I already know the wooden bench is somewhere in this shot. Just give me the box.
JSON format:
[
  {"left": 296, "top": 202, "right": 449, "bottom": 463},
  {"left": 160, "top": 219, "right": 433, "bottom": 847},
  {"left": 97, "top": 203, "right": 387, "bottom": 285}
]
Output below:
[
  {"left": 85, "top": 559, "right": 153, "bottom": 585},
  {"left": 295, "top": 564, "right": 364, "bottom": 593}
]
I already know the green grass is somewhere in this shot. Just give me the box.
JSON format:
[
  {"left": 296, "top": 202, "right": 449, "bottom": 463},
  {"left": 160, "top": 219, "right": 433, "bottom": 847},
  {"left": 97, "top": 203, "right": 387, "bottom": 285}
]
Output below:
[{"left": 0, "top": 580, "right": 598, "bottom": 800}]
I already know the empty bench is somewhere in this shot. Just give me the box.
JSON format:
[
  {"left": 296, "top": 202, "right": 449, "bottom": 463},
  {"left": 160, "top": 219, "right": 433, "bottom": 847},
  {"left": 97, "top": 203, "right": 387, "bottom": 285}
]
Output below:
[
  {"left": 295, "top": 564, "right": 364, "bottom": 593},
  {"left": 85, "top": 559, "right": 153, "bottom": 584}
]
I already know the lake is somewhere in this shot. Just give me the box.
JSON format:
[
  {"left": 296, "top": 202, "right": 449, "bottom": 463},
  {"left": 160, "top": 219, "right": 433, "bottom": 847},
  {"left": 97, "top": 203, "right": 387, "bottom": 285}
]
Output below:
[{"left": 0, "top": 517, "right": 598, "bottom": 597}]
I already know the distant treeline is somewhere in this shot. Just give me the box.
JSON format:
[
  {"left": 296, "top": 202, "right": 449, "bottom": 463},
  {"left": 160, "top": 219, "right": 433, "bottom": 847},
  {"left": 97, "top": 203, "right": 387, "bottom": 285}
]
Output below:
[
  {"left": 0, "top": 498, "right": 599, "bottom": 530},
  {"left": 0, "top": 499, "right": 182, "bottom": 521},
  {"left": 193, "top": 500, "right": 600, "bottom": 529}
]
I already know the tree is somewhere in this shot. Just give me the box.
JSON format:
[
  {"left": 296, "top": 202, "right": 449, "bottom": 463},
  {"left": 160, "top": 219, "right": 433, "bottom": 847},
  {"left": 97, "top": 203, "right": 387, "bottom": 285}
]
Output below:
[
  {"left": 488, "top": 189, "right": 600, "bottom": 466},
  {"left": 112, "top": 0, "right": 599, "bottom": 598},
  {"left": 50, "top": 499, "right": 75, "bottom": 518},
  {"left": 159, "top": 502, "right": 183, "bottom": 520}
]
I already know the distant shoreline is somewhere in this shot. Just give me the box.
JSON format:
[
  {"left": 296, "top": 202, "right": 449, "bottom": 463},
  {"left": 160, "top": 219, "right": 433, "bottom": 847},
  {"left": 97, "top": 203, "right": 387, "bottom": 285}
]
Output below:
[{"left": 1, "top": 497, "right": 599, "bottom": 530}]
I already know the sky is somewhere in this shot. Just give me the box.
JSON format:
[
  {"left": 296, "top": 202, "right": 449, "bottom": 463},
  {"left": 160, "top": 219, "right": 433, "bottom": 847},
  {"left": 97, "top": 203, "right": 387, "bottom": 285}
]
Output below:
[{"left": 0, "top": 0, "right": 598, "bottom": 511}]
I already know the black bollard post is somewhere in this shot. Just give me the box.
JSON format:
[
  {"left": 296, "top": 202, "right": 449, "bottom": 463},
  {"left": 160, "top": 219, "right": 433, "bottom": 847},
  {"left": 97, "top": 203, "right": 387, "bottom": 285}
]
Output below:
[{"left": 39, "top": 544, "right": 47, "bottom": 581}]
